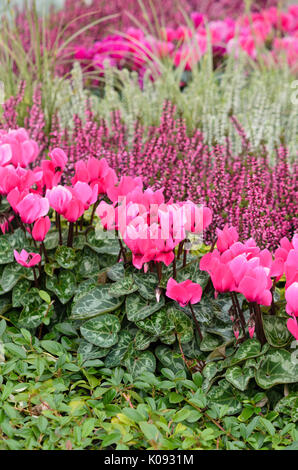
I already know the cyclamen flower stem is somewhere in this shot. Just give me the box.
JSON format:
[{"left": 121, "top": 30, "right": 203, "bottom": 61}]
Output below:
[
  {"left": 172, "top": 256, "right": 177, "bottom": 279},
  {"left": 230, "top": 292, "right": 246, "bottom": 337},
  {"left": 57, "top": 213, "right": 62, "bottom": 245},
  {"left": 183, "top": 247, "right": 188, "bottom": 267},
  {"left": 177, "top": 241, "right": 184, "bottom": 259},
  {"left": 270, "top": 278, "right": 277, "bottom": 316},
  {"left": 41, "top": 242, "right": 48, "bottom": 263},
  {"left": 253, "top": 302, "right": 266, "bottom": 345},
  {"left": 90, "top": 201, "right": 99, "bottom": 225},
  {"left": 176, "top": 334, "right": 191, "bottom": 371},
  {"left": 67, "top": 222, "right": 74, "bottom": 247},
  {"left": 157, "top": 262, "right": 162, "bottom": 283},
  {"left": 32, "top": 267, "right": 38, "bottom": 288},
  {"left": 189, "top": 303, "right": 203, "bottom": 342},
  {"left": 118, "top": 237, "right": 127, "bottom": 264}
]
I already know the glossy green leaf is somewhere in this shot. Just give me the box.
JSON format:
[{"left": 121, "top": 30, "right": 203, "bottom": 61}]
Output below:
[
  {"left": 46, "top": 270, "right": 76, "bottom": 304},
  {"left": 125, "top": 293, "right": 164, "bottom": 322},
  {"left": 104, "top": 331, "right": 133, "bottom": 368},
  {"left": 124, "top": 350, "right": 156, "bottom": 377},
  {"left": 262, "top": 314, "right": 291, "bottom": 348},
  {"left": 71, "top": 285, "right": 124, "bottom": 320},
  {"left": 80, "top": 314, "right": 121, "bottom": 347},
  {"left": 136, "top": 307, "right": 174, "bottom": 337},
  {"left": 168, "top": 306, "right": 194, "bottom": 343},
  {"left": 133, "top": 272, "right": 158, "bottom": 300},
  {"left": 255, "top": 349, "right": 298, "bottom": 389},
  {"left": 225, "top": 365, "right": 255, "bottom": 391},
  {"left": 0, "top": 238, "right": 14, "bottom": 264},
  {"left": 55, "top": 246, "right": 78, "bottom": 269},
  {"left": 108, "top": 276, "right": 138, "bottom": 297}
]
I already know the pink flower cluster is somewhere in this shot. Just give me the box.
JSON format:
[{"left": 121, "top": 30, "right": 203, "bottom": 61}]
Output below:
[
  {"left": 272, "top": 235, "right": 298, "bottom": 340},
  {"left": 199, "top": 226, "right": 298, "bottom": 341},
  {"left": 96, "top": 174, "right": 212, "bottom": 269},
  {"left": 74, "top": 5, "right": 298, "bottom": 76}
]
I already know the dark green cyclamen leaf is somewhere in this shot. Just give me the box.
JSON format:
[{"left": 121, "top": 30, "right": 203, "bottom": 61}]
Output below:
[
  {"left": 136, "top": 307, "right": 174, "bottom": 337},
  {"left": 126, "top": 293, "right": 165, "bottom": 322},
  {"left": 181, "top": 337, "right": 205, "bottom": 359},
  {"left": 98, "top": 254, "right": 118, "bottom": 268},
  {"left": 71, "top": 285, "right": 124, "bottom": 320},
  {"left": 155, "top": 345, "right": 186, "bottom": 374},
  {"left": 108, "top": 276, "right": 138, "bottom": 298},
  {"left": 73, "top": 277, "right": 98, "bottom": 303},
  {"left": 274, "top": 394, "right": 298, "bottom": 422},
  {"left": 133, "top": 272, "right": 158, "bottom": 300},
  {"left": 77, "top": 340, "right": 110, "bottom": 360},
  {"left": 124, "top": 350, "right": 156, "bottom": 378},
  {"left": 18, "top": 291, "right": 54, "bottom": 329},
  {"left": 0, "top": 237, "right": 14, "bottom": 264},
  {"left": 176, "top": 261, "right": 209, "bottom": 289},
  {"left": 225, "top": 365, "right": 255, "bottom": 392},
  {"left": 104, "top": 331, "right": 133, "bottom": 368},
  {"left": 207, "top": 379, "right": 244, "bottom": 415},
  {"left": 72, "top": 234, "right": 85, "bottom": 250},
  {"left": 6, "top": 228, "right": 26, "bottom": 250},
  {"left": 86, "top": 231, "right": 120, "bottom": 255},
  {"left": 43, "top": 231, "right": 59, "bottom": 250},
  {"left": 78, "top": 248, "right": 100, "bottom": 278},
  {"left": 44, "top": 262, "right": 59, "bottom": 277},
  {"left": 262, "top": 314, "right": 291, "bottom": 348},
  {"left": 183, "top": 297, "right": 214, "bottom": 324},
  {"left": 159, "top": 331, "right": 176, "bottom": 345},
  {"left": 46, "top": 270, "right": 76, "bottom": 304},
  {"left": 168, "top": 306, "right": 194, "bottom": 343},
  {"left": 80, "top": 314, "right": 121, "bottom": 348},
  {"left": 0, "top": 296, "right": 11, "bottom": 315},
  {"left": 1, "top": 263, "right": 34, "bottom": 293},
  {"left": 134, "top": 330, "right": 157, "bottom": 351},
  {"left": 203, "top": 362, "right": 221, "bottom": 381},
  {"left": 227, "top": 339, "right": 263, "bottom": 366},
  {"left": 55, "top": 246, "right": 78, "bottom": 269},
  {"left": 107, "top": 263, "right": 125, "bottom": 281},
  {"left": 200, "top": 332, "right": 224, "bottom": 351},
  {"left": 255, "top": 349, "right": 298, "bottom": 389}
]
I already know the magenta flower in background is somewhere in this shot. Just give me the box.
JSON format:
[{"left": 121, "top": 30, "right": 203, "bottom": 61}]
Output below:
[
  {"left": 166, "top": 278, "right": 202, "bottom": 307},
  {"left": 14, "top": 249, "right": 41, "bottom": 268}
]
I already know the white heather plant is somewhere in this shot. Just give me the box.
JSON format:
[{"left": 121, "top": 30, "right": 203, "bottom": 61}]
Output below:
[{"left": 52, "top": 58, "right": 298, "bottom": 162}]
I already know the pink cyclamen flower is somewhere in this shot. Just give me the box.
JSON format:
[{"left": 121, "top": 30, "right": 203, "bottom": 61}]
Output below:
[
  {"left": 287, "top": 316, "right": 298, "bottom": 341},
  {"left": 237, "top": 266, "right": 272, "bottom": 306},
  {"left": 16, "top": 193, "right": 49, "bottom": 224},
  {"left": 216, "top": 225, "right": 239, "bottom": 253},
  {"left": 32, "top": 216, "right": 51, "bottom": 242},
  {"left": 46, "top": 185, "right": 72, "bottom": 214},
  {"left": 285, "top": 282, "right": 298, "bottom": 317},
  {"left": 14, "top": 249, "right": 41, "bottom": 268},
  {"left": 49, "top": 148, "right": 67, "bottom": 171},
  {"left": 166, "top": 278, "right": 202, "bottom": 307}
]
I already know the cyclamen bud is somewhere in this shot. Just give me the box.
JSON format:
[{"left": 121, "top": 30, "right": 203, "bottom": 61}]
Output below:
[
  {"left": 233, "top": 325, "right": 240, "bottom": 340},
  {"left": 156, "top": 287, "right": 162, "bottom": 303}
]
